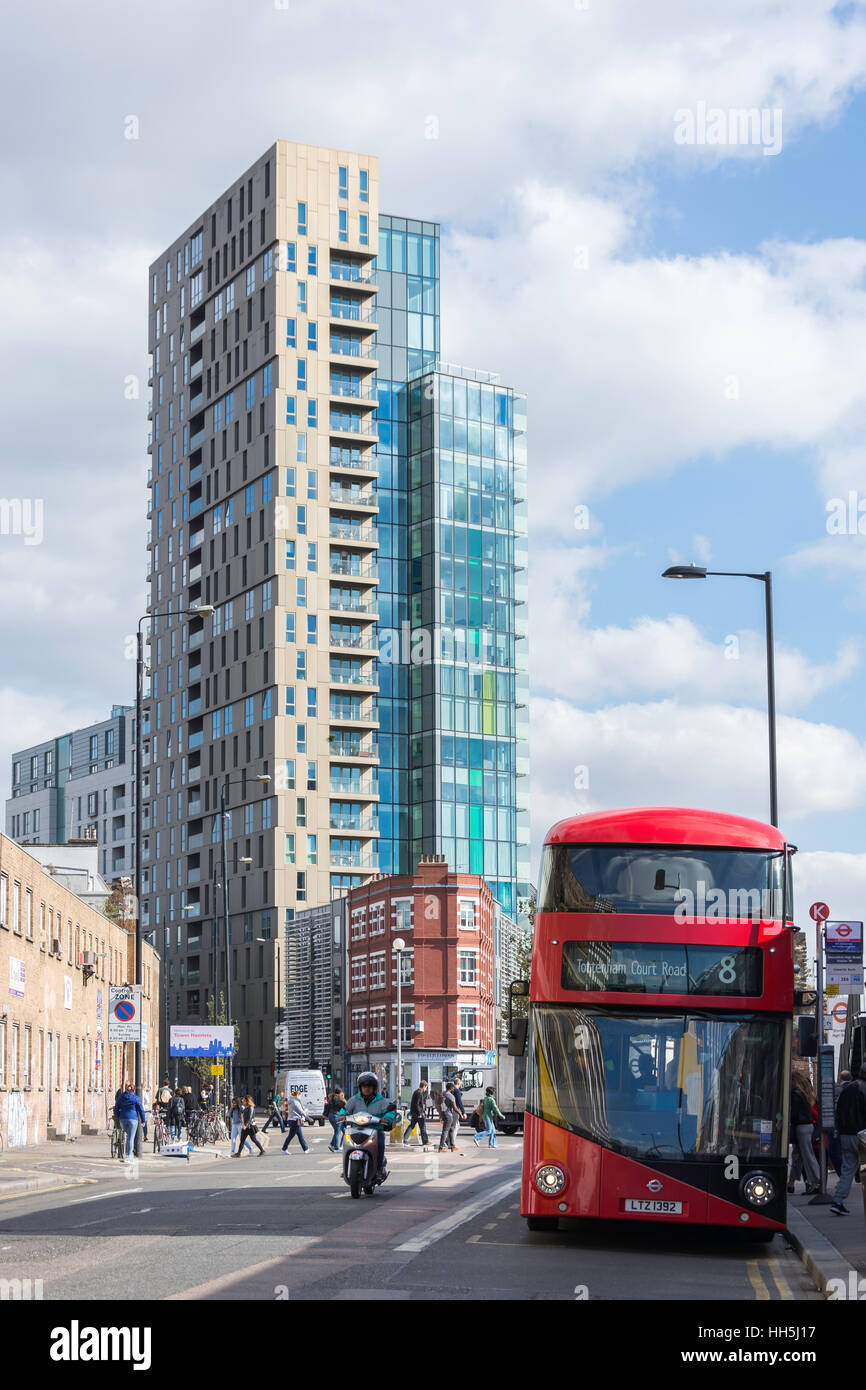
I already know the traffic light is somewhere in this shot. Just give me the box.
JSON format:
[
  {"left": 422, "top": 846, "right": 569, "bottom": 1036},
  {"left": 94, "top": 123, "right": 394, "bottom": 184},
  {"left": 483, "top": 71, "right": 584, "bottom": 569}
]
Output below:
[{"left": 797, "top": 1015, "right": 818, "bottom": 1057}]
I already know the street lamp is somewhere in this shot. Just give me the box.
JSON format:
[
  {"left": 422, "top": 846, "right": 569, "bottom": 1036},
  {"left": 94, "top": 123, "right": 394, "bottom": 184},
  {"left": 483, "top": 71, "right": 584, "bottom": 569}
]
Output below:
[
  {"left": 393, "top": 936, "right": 406, "bottom": 1111},
  {"left": 255, "top": 934, "right": 282, "bottom": 1080},
  {"left": 134, "top": 603, "right": 213, "bottom": 1147},
  {"left": 661, "top": 564, "right": 778, "bottom": 827},
  {"left": 217, "top": 772, "right": 271, "bottom": 1103}
]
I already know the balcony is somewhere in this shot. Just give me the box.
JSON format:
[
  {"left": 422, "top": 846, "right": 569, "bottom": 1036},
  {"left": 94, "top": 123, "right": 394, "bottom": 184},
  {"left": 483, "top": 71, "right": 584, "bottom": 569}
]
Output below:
[
  {"left": 329, "top": 449, "right": 378, "bottom": 474},
  {"left": 329, "top": 261, "right": 377, "bottom": 287},
  {"left": 330, "top": 557, "right": 378, "bottom": 579},
  {"left": 189, "top": 527, "right": 204, "bottom": 548},
  {"left": 186, "top": 867, "right": 201, "bottom": 885},
  {"left": 329, "top": 669, "right": 378, "bottom": 687},
  {"left": 188, "top": 464, "right": 202, "bottom": 487},
  {"left": 329, "top": 633, "right": 378, "bottom": 652},
  {"left": 329, "top": 740, "right": 378, "bottom": 759},
  {"left": 190, "top": 321, "right": 206, "bottom": 345},
  {"left": 189, "top": 497, "right": 203, "bottom": 519},
  {"left": 187, "top": 796, "right": 202, "bottom": 815},
  {"left": 189, "top": 562, "right": 202, "bottom": 583},
  {"left": 189, "top": 429, "right": 206, "bottom": 452},
  {"left": 330, "top": 851, "right": 379, "bottom": 869},
  {"left": 187, "top": 697, "right": 202, "bottom": 717},
  {"left": 329, "top": 593, "right": 378, "bottom": 615},
  {"left": 329, "top": 336, "right": 378, "bottom": 365},
  {"left": 190, "top": 391, "right": 204, "bottom": 413},
  {"left": 329, "top": 779, "right": 379, "bottom": 799},
  {"left": 187, "top": 764, "right": 201, "bottom": 783},
  {"left": 329, "top": 814, "right": 380, "bottom": 833},
  {"left": 329, "top": 299, "right": 377, "bottom": 326},
  {"left": 187, "top": 831, "right": 203, "bottom": 851},
  {"left": 329, "top": 413, "right": 378, "bottom": 439},
  {"left": 190, "top": 358, "right": 203, "bottom": 381},
  {"left": 329, "top": 486, "right": 377, "bottom": 508},
  {"left": 186, "top": 970, "right": 201, "bottom": 987},
  {"left": 329, "top": 378, "right": 377, "bottom": 404},
  {"left": 329, "top": 521, "right": 378, "bottom": 544},
  {"left": 188, "top": 730, "right": 203, "bottom": 749},
  {"left": 329, "top": 704, "right": 379, "bottom": 724}
]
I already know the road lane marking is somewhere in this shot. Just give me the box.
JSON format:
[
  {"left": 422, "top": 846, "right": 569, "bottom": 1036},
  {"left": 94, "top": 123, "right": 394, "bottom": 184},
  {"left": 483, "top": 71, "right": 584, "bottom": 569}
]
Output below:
[
  {"left": 68, "top": 1188, "right": 143, "bottom": 1205},
  {"left": 746, "top": 1260, "right": 771, "bottom": 1300},
  {"left": 766, "top": 1257, "right": 793, "bottom": 1300},
  {"left": 394, "top": 1177, "right": 520, "bottom": 1253}
]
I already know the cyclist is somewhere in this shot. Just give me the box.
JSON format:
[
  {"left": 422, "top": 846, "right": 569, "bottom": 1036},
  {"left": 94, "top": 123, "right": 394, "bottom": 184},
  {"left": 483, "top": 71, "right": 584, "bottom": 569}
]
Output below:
[{"left": 340, "top": 1072, "right": 396, "bottom": 1179}]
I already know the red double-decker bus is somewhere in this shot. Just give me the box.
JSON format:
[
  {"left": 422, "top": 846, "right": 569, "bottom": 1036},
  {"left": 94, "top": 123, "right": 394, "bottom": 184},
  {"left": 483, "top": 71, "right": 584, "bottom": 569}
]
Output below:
[{"left": 513, "top": 807, "right": 794, "bottom": 1239}]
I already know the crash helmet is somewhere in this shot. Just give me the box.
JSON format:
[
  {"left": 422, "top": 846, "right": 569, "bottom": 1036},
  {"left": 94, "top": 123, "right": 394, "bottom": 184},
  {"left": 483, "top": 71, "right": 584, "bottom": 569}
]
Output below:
[{"left": 357, "top": 1070, "right": 379, "bottom": 1095}]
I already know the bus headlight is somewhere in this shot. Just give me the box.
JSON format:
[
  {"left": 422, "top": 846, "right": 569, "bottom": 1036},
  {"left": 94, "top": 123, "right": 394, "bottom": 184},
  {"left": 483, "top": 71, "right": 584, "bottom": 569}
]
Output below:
[
  {"left": 741, "top": 1172, "right": 775, "bottom": 1207},
  {"left": 534, "top": 1164, "right": 566, "bottom": 1196}
]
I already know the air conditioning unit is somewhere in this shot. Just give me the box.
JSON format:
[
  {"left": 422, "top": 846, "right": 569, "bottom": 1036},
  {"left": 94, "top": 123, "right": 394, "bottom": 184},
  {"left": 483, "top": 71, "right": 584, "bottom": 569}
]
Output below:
[
  {"left": 82, "top": 951, "right": 97, "bottom": 968},
  {"left": 51, "top": 937, "right": 62, "bottom": 956}
]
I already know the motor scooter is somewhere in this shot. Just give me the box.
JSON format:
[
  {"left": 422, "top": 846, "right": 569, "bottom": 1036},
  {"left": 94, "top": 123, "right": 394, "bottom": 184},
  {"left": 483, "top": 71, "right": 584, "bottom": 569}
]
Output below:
[{"left": 342, "top": 1113, "right": 389, "bottom": 1197}]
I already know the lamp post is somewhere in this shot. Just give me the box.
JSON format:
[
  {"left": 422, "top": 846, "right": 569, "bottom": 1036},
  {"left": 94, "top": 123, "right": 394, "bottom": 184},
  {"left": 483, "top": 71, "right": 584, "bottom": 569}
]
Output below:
[
  {"left": 255, "top": 933, "right": 282, "bottom": 1085},
  {"left": 217, "top": 774, "right": 270, "bottom": 1104},
  {"left": 134, "top": 603, "right": 213, "bottom": 1152},
  {"left": 393, "top": 936, "right": 406, "bottom": 1112},
  {"left": 661, "top": 564, "right": 778, "bottom": 827}
]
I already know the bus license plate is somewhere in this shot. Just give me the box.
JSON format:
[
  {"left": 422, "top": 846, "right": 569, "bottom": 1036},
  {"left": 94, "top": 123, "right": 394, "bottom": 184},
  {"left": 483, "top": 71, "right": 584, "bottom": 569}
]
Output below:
[{"left": 624, "top": 1199, "right": 683, "bottom": 1214}]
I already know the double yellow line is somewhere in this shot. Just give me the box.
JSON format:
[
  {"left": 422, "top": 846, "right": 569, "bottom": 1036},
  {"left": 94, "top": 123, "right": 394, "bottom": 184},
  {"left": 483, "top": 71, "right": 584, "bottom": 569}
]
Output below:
[{"left": 747, "top": 1257, "right": 793, "bottom": 1300}]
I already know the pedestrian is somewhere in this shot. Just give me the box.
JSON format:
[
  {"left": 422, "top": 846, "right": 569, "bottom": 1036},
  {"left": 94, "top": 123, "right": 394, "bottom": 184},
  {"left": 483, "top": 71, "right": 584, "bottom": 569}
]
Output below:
[
  {"left": 156, "top": 1076, "right": 172, "bottom": 1119},
  {"left": 829, "top": 1071, "right": 854, "bottom": 1178},
  {"left": 438, "top": 1083, "right": 461, "bottom": 1153},
  {"left": 281, "top": 1088, "right": 311, "bottom": 1154},
  {"left": 113, "top": 1082, "right": 147, "bottom": 1163},
  {"left": 830, "top": 1064, "right": 866, "bottom": 1215},
  {"left": 184, "top": 1085, "right": 200, "bottom": 1138},
  {"left": 451, "top": 1077, "right": 467, "bottom": 1132},
  {"left": 403, "top": 1080, "right": 430, "bottom": 1148},
  {"left": 262, "top": 1089, "right": 286, "bottom": 1133},
  {"left": 788, "top": 1072, "right": 820, "bottom": 1194},
  {"left": 168, "top": 1087, "right": 186, "bottom": 1140},
  {"left": 229, "top": 1095, "right": 254, "bottom": 1155},
  {"left": 233, "top": 1095, "right": 265, "bottom": 1157},
  {"left": 473, "top": 1087, "right": 505, "bottom": 1148},
  {"left": 199, "top": 1083, "right": 215, "bottom": 1111},
  {"left": 327, "top": 1088, "right": 347, "bottom": 1152}
]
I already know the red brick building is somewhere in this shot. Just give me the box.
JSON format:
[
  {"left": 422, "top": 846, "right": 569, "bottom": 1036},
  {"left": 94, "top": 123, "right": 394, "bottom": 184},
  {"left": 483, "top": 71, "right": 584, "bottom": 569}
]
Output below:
[{"left": 344, "top": 856, "right": 498, "bottom": 1100}]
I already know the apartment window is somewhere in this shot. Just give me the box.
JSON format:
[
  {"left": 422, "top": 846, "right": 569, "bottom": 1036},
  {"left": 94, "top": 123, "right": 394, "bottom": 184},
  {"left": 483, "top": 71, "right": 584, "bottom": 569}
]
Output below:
[
  {"left": 459, "top": 1008, "right": 477, "bottom": 1045},
  {"left": 338, "top": 209, "right": 348, "bottom": 243},
  {"left": 262, "top": 363, "right": 273, "bottom": 397},
  {"left": 351, "top": 1010, "right": 366, "bottom": 1048},
  {"left": 286, "top": 395, "right": 296, "bottom": 425},
  {"left": 296, "top": 871, "right": 306, "bottom": 902},
  {"left": 306, "top": 688, "right": 316, "bottom": 718},
  {"left": 296, "top": 577, "right": 306, "bottom": 608},
  {"left": 25, "top": 890, "right": 32, "bottom": 941},
  {"left": 398, "top": 1006, "right": 414, "bottom": 1045},
  {"left": 12, "top": 880, "right": 20, "bottom": 933},
  {"left": 338, "top": 165, "right": 348, "bottom": 199},
  {"left": 191, "top": 271, "right": 203, "bottom": 306},
  {"left": 286, "top": 317, "right": 296, "bottom": 348},
  {"left": 369, "top": 1007, "right": 385, "bottom": 1047},
  {"left": 286, "top": 613, "right": 295, "bottom": 642},
  {"left": 307, "top": 400, "right": 317, "bottom": 428},
  {"left": 0, "top": 1018, "right": 5, "bottom": 1084},
  {"left": 284, "top": 760, "right": 295, "bottom": 790},
  {"left": 285, "top": 469, "right": 296, "bottom": 500},
  {"left": 297, "top": 433, "right": 307, "bottom": 463},
  {"left": 307, "top": 469, "right": 317, "bottom": 499},
  {"left": 307, "top": 322, "right": 317, "bottom": 351},
  {"left": 307, "top": 615, "right": 317, "bottom": 644},
  {"left": 297, "top": 797, "right": 306, "bottom": 826},
  {"left": 397, "top": 950, "right": 414, "bottom": 987},
  {"left": 351, "top": 956, "right": 368, "bottom": 993},
  {"left": 297, "top": 505, "right": 306, "bottom": 534},
  {"left": 350, "top": 908, "right": 366, "bottom": 941},
  {"left": 307, "top": 761, "right": 317, "bottom": 791},
  {"left": 393, "top": 898, "right": 413, "bottom": 932},
  {"left": 296, "top": 650, "right": 306, "bottom": 680},
  {"left": 297, "top": 203, "right": 307, "bottom": 236},
  {"left": 307, "top": 834, "right": 317, "bottom": 865},
  {"left": 359, "top": 215, "right": 368, "bottom": 247},
  {"left": 458, "top": 899, "right": 477, "bottom": 930},
  {"left": 244, "top": 696, "right": 254, "bottom": 727},
  {"left": 308, "top": 246, "right": 317, "bottom": 276},
  {"left": 11, "top": 1023, "right": 19, "bottom": 1088},
  {"left": 360, "top": 169, "right": 369, "bottom": 202},
  {"left": 458, "top": 950, "right": 478, "bottom": 986},
  {"left": 0, "top": 873, "right": 6, "bottom": 926},
  {"left": 297, "top": 359, "right": 306, "bottom": 391},
  {"left": 263, "top": 248, "right": 274, "bottom": 280},
  {"left": 296, "top": 724, "right": 306, "bottom": 753},
  {"left": 246, "top": 264, "right": 256, "bottom": 297},
  {"left": 285, "top": 834, "right": 295, "bottom": 865},
  {"left": 297, "top": 281, "right": 307, "bottom": 314},
  {"left": 285, "top": 539, "right": 295, "bottom": 569},
  {"left": 369, "top": 951, "right": 386, "bottom": 989},
  {"left": 369, "top": 901, "right": 385, "bottom": 935},
  {"left": 286, "top": 241, "right": 296, "bottom": 273},
  {"left": 307, "top": 542, "right": 317, "bottom": 571}
]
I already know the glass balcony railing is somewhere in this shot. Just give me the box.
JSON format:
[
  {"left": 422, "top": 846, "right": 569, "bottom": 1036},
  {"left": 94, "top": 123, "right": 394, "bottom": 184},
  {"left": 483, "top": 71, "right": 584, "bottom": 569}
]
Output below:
[
  {"left": 329, "top": 670, "right": 378, "bottom": 686},
  {"left": 330, "top": 814, "right": 379, "bottom": 832},
  {"left": 329, "top": 779, "right": 378, "bottom": 797},
  {"left": 329, "top": 336, "right": 377, "bottom": 360},
  {"left": 329, "top": 378, "right": 376, "bottom": 402},
  {"left": 189, "top": 429, "right": 206, "bottom": 452},
  {"left": 330, "top": 557, "right": 378, "bottom": 578},
  {"left": 330, "top": 851, "right": 379, "bottom": 869},
  {"left": 329, "top": 521, "right": 378, "bottom": 542},
  {"left": 329, "top": 261, "right": 377, "bottom": 285},
  {"left": 329, "top": 412, "right": 377, "bottom": 437},
  {"left": 329, "top": 704, "right": 379, "bottom": 722},
  {"left": 329, "top": 299, "right": 377, "bottom": 324},
  {"left": 329, "top": 597, "right": 378, "bottom": 616},
  {"left": 329, "top": 486, "right": 377, "bottom": 506}
]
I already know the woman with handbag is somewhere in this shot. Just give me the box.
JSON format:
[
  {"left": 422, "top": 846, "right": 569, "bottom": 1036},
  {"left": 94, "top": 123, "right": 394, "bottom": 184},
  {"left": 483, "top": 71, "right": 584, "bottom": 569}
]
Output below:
[
  {"left": 233, "top": 1095, "right": 265, "bottom": 1157},
  {"left": 788, "top": 1072, "right": 820, "bottom": 1194}
]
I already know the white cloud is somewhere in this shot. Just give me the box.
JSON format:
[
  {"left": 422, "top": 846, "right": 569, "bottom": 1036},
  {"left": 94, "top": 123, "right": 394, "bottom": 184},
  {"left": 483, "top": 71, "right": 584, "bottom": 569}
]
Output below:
[
  {"left": 529, "top": 696, "right": 866, "bottom": 866},
  {"left": 530, "top": 546, "right": 859, "bottom": 706}
]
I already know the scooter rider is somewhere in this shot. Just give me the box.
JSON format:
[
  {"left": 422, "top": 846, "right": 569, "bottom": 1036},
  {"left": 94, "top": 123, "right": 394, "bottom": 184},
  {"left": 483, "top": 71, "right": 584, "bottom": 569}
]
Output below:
[{"left": 341, "top": 1071, "right": 396, "bottom": 1178}]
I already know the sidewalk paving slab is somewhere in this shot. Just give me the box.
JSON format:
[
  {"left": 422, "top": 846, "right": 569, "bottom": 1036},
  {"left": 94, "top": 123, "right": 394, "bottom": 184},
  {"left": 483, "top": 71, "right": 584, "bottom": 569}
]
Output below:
[{"left": 787, "top": 1187, "right": 866, "bottom": 1298}]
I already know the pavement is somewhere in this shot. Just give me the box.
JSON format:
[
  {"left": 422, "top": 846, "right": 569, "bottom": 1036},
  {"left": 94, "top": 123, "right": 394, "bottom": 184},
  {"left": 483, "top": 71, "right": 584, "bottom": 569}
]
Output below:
[{"left": 786, "top": 1179, "right": 866, "bottom": 1297}]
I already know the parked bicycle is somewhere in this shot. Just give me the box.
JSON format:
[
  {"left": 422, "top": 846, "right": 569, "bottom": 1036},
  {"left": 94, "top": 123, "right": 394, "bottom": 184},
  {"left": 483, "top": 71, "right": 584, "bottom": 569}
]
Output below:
[
  {"left": 110, "top": 1120, "right": 124, "bottom": 1161},
  {"left": 152, "top": 1110, "right": 169, "bottom": 1153}
]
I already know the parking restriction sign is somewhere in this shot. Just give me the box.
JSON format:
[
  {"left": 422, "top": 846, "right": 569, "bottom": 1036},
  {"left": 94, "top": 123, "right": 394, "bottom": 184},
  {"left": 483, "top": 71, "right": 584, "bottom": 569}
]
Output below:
[{"left": 108, "top": 985, "right": 142, "bottom": 1042}]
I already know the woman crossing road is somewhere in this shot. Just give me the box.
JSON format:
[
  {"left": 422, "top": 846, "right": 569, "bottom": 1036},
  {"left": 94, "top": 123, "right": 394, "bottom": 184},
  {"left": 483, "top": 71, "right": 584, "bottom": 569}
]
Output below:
[
  {"left": 473, "top": 1087, "right": 505, "bottom": 1149},
  {"left": 233, "top": 1096, "right": 265, "bottom": 1157}
]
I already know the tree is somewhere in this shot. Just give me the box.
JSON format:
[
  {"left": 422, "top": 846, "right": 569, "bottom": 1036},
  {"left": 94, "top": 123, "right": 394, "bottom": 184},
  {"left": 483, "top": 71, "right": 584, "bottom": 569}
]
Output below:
[{"left": 184, "top": 992, "right": 239, "bottom": 1093}]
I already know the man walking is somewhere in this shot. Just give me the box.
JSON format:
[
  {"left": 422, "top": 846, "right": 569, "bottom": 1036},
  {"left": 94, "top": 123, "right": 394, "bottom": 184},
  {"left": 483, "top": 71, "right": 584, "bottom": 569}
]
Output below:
[
  {"left": 438, "top": 1083, "right": 461, "bottom": 1153},
  {"left": 451, "top": 1077, "right": 468, "bottom": 1133},
  {"left": 473, "top": 1086, "right": 505, "bottom": 1148},
  {"left": 262, "top": 1089, "right": 286, "bottom": 1133},
  {"left": 830, "top": 1064, "right": 866, "bottom": 1215},
  {"left": 281, "top": 1088, "right": 311, "bottom": 1154},
  {"left": 403, "top": 1080, "right": 430, "bottom": 1148}
]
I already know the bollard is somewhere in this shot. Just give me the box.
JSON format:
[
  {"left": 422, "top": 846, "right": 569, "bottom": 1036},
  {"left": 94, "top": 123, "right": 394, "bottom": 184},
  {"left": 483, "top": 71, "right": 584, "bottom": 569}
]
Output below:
[{"left": 390, "top": 1107, "right": 405, "bottom": 1145}]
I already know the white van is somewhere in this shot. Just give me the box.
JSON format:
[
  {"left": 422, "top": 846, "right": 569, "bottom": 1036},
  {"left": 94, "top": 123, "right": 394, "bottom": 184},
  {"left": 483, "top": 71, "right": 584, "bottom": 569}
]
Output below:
[{"left": 274, "top": 1069, "right": 327, "bottom": 1124}]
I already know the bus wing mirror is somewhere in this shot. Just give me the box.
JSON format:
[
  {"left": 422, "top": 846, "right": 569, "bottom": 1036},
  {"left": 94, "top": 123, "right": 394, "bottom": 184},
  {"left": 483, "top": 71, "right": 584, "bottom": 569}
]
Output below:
[{"left": 508, "top": 1018, "right": 528, "bottom": 1058}]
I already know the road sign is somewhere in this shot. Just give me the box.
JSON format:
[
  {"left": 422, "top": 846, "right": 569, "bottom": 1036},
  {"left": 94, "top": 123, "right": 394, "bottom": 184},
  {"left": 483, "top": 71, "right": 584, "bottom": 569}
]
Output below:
[
  {"left": 108, "top": 985, "right": 141, "bottom": 1042},
  {"left": 810, "top": 902, "right": 830, "bottom": 922},
  {"left": 825, "top": 921, "right": 863, "bottom": 961},
  {"left": 826, "top": 983, "right": 839, "bottom": 997},
  {"left": 210, "top": 1064, "right": 224, "bottom": 1075},
  {"left": 826, "top": 965, "right": 865, "bottom": 991}
]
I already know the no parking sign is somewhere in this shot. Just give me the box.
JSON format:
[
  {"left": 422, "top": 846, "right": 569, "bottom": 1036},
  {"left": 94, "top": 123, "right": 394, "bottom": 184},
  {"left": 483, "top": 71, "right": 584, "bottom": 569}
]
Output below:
[{"left": 108, "top": 985, "right": 141, "bottom": 1042}]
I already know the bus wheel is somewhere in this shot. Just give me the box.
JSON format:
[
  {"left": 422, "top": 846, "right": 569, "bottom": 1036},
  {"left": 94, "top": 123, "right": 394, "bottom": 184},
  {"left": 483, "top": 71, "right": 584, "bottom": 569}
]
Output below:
[
  {"left": 502, "top": 1126, "right": 518, "bottom": 1137},
  {"left": 526, "top": 1216, "right": 559, "bottom": 1232}
]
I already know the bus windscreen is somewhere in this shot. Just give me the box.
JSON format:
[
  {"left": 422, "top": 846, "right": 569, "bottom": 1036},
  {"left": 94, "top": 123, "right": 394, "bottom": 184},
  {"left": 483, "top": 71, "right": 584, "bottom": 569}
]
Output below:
[{"left": 539, "top": 844, "right": 784, "bottom": 920}]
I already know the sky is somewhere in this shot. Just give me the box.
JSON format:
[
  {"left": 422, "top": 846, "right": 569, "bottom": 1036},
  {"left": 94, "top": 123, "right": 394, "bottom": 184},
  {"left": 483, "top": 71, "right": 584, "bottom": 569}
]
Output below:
[{"left": 1, "top": 0, "right": 866, "bottom": 937}]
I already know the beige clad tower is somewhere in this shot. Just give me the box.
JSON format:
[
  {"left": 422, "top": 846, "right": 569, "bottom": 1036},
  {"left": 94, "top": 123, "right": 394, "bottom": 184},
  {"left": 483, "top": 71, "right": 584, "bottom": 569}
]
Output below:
[{"left": 145, "top": 142, "right": 380, "bottom": 1096}]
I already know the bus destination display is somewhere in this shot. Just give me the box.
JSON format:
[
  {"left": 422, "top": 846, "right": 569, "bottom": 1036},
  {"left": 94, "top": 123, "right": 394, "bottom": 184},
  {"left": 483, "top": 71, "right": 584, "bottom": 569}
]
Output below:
[{"left": 561, "top": 942, "right": 763, "bottom": 996}]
